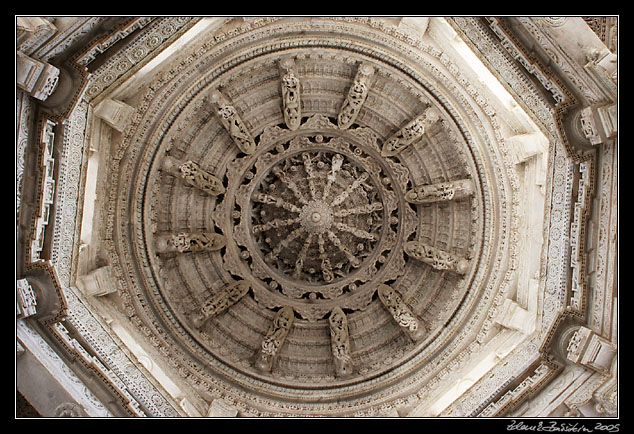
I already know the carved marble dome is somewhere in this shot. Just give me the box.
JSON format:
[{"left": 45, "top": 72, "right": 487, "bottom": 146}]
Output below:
[
  {"left": 106, "top": 18, "right": 513, "bottom": 416},
  {"left": 18, "top": 16, "right": 617, "bottom": 418}
]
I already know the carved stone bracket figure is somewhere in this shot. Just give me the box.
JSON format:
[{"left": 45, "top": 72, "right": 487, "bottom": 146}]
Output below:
[
  {"left": 211, "top": 89, "right": 256, "bottom": 155},
  {"left": 381, "top": 106, "right": 441, "bottom": 157},
  {"left": 338, "top": 63, "right": 375, "bottom": 129},
  {"left": 254, "top": 306, "right": 295, "bottom": 373},
  {"left": 191, "top": 280, "right": 250, "bottom": 328},
  {"left": 377, "top": 284, "right": 424, "bottom": 341},
  {"left": 155, "top": 232, "right": 226, "bottom": 254},
  {"left": 405, "top": 179, "right": 474, "bottom": 204},
  {"left": 404, "top": 241, "right": 469, "bottom": 274},
  {"left": 179, "top": 160, "right": 225, "bottom": 196},
  {"left": 279, "top": 57, "right": 302, "bottom": 131},
  {"left": 162, "top": 156, "right": 225, "bottom": 196},
  {"left": 329, "top": 307, "right": 354, "bottom": 377}
]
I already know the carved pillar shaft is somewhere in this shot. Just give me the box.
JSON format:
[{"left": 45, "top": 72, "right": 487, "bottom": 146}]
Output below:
[
  {"left": 329, "top": 307, "right": 354, "bottom": 377},
  {"left": 211, "top": 89, "right": 256, "bottom": 154},
  {"left": 155, "top": 232, "right": 226, "bottom": 254},
  {"left": 405, "top": 178, "right": 474, "bottom": 204},
  {"left": 377, "top": 284, "right": 424, "bottom": 340},
  {"left": 279, "top": 57, "right": 301, "bottom": 131},
  {"left": 255, "top": 306, "right": 294, "bottom": 372},
  {"left": 404, "top": 241, "right": 470, "bottom": 274}
]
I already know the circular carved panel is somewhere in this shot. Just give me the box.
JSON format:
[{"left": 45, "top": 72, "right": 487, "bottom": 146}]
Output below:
[{"left": 109, "top": 21, "right": 514, "bottom": 415}]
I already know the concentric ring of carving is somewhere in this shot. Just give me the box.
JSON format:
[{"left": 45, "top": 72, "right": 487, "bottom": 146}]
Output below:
[{"left": 217, "top": 115, "right": 417, "bottom": 321}]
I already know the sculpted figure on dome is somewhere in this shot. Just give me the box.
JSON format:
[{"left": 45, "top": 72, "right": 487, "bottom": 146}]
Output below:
[
  {"left": 404, "top": 241, "right": 469, "bottom": 274},
  {"left": 377, "top": 284, "right": 424, "bottom": 340},
  {"left": 192, "top": 280, "right": 250, "bottom": 328},
  {"left": 405, "top": 179, "right": 474, "bottom": 204},
  {"left": 338, "top": 63, "right": 375, "bottom": 129},
  {"left": 329, "top": 307, "right": 354, "bottom": 377},
  {"left": 179, "top": 160, "right": 225, "bottom": 196},
  {"left": 211, "top": 89, "right": 256, "bottom": 155},
  {"left": 280, "top": 57, "right": 302, "bottom": 131},
  {"left": 255, "top": 306, "right": 295, "bottom": 373},
  {"left": 382, "top": 106, "right": 440, "bottom": 157}
]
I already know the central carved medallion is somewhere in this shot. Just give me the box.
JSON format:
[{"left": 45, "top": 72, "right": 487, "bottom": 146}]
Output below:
[
  {"left": 216, "top": 115, "right": 418, "bottom": 320},
  {"left": 251, "top": 149, "right": 383, "bottom": 285}
]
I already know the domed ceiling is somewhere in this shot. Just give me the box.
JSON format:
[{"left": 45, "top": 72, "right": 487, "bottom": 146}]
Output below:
[{"left": 100, "top": 17, "right": 531, "bottom": 416}]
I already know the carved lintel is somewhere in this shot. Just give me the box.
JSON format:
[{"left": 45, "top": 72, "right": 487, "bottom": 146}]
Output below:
[
  {"left": 377, "top": 284, "right": 424, "bottom": 341},
  {"left": 211, "top": 89, "right": 256, "bottom": 154},
  {"left": 192, "top": 280, "right": 250, "bottom": 328},
  {"left": 405, "top": 178, "right": 474, "bottom": 204},
  {"left": 329, "top": 307, "right": 354, "bottom": 377},
  {"left": 279, "top": 57, "right": 302, "bottom": 131},
  {"left": 338, "top": 63, "right": 375, "bottom": 129},
  {"left": 381, "top": 106, "right": 440, "bottom": 157},
  {"left": 155, "top": 232, "right": 226, "bottom": 254},
  {"left": 255, "top": 306, "right": 294, "bottom": 373},
  {"left": 404, "top": 241, "right": 469, "bottom": 274}
]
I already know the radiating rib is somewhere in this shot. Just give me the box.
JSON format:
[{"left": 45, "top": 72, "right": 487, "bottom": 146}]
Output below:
[
  {"left": 330, "top": 172, "right": 369, "bottom": 207},
  {"left": 293, "top": 233, "right": 313, "bottom": 279},
  {"left": 301, "top": 153, "right": 319, "bottom": 200},
  {"left": 333, "top": 202, "right": 383, "bottom": 217},
  {"left": 253, "top": 217, "right": 301, "bottom": 233},
  {"left": 272, "top": 226, "right": 305, "bottom": 256},
  {"left": 326, "top": 230, "right": 361, "bottom": 267},
  {"left": 333, "top": 222, "right": 377, "bottom": 241},
  {"left": 317, "top": 234, "right": 334, "bottom": 282},
  {"left": 252, "top": 193, "right": 302, "bottom": 213},
  {"left": 322, "top": 154, "right": 344, "bottom": 201},
  {"left": 272, "top": 167, "right": 309, "bottom": 205}
]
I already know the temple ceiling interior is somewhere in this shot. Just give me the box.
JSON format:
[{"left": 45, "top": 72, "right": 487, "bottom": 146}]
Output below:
[{"left": 16, "top": 16, "right": 618, "bottom": 419}]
